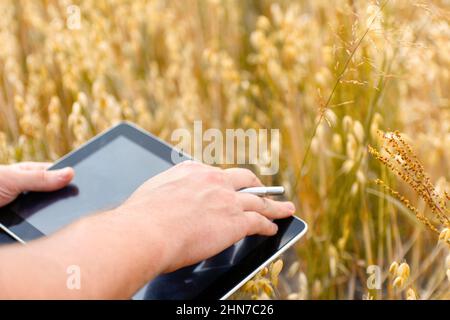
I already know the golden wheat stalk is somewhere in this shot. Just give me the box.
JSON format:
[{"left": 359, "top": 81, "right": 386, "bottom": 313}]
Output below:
[{"left": 369, "top": 130, "right": 450, "bottom": 241}]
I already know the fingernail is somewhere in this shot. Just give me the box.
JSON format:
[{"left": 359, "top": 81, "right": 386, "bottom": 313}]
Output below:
[
  {"left": 272, "top": 223, "right": 278, "bottom": 233},
  {"left": 286, "top": 202, "right": 296, "bottom": 213},
  {"left": 56, "top": 168, "right": 73, "bottom": 181}
]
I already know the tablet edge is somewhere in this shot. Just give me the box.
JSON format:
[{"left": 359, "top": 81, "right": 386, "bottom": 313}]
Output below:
[{"left": 219, "top": 216, "right": 308, "bottom": 300}]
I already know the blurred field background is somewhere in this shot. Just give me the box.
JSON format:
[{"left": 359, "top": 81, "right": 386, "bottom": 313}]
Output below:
[{"left": 0, "top": 0, "right": 449, "bottom": 299}]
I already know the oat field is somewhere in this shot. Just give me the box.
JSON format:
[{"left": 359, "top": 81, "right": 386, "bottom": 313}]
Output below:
[{"left": 0, "top": 0, "right": 449, "bottom": 300}]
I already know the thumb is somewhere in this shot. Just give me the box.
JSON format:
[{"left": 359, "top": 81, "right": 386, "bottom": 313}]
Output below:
[{"left": 14, "top": 167, "right": 75, "bottom": 193}]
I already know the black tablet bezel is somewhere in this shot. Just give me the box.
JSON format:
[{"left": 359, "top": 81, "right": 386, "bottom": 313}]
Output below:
[
  {"left": 197, "top": 217, "right": 306, "bottom": 299},
  {"left": 0, "top": 122, "right": 307, "bottom": 299},
  {"left": 0, "top": 122, "right": 191, "bottom": 242}
]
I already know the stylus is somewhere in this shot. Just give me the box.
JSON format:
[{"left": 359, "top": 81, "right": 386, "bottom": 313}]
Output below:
[{"left": 238, "top": 186, "right": 285, "bottom": 196}]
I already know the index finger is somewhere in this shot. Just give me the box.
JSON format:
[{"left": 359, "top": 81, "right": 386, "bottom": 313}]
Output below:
[{"left": 224, "top": 168, "right": 263, "bottom": 190}]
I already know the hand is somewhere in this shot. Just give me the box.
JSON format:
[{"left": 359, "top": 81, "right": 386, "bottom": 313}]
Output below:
[
  {"left": 114, "top": 160, "right": 295, "bottom": 273},
  {"left": 0, "top": 160, "right": 294, "bottom": 299},
  {"left": 0, "top": 162, "right": 74, "bottom": 207}
]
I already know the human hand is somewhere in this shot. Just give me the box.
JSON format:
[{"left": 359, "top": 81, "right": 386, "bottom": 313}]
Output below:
[
  {"left": 114, "top": 161, "right": 295, "bottom": 273},
  {"left": 0, "top": 160, "right": 292, "bottom": 299},
  {"left": 0, "top": 162, "right": 74, "bottom": 207}
]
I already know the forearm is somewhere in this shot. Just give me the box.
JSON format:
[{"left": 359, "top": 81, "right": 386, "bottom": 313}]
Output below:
[{"left": 0, "top": 210, "right": 167, "bottom": 299}]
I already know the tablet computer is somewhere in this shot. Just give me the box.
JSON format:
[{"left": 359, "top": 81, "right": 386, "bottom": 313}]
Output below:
[{"left": 0, "top": 122, "right": 307, "bottom": 300}]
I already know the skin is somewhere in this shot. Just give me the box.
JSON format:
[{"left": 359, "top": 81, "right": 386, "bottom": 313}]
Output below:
[{"left": 0, "top": 160, "right": 295, "bottom": 299}]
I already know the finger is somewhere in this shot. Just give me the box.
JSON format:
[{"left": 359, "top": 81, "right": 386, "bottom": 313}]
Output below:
[
  {"left": 14, "top": 167, "right": 74, "bottom": 193},
  {"left": 224, "top": 168, "right": 263, "bottom": 190},
  {"left": 244, "top": 211, "right": 278, "bottom": 236},
  {"left": 237, "top": 193, "right": 295, "bottom": 219},
  {"left": 12, "top": 162, "right": 53, "bottom": 171}
]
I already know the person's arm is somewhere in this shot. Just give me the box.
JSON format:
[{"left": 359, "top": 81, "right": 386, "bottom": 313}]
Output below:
[
  {"left": 0, "top": 210, "right": 166, "bottom": 299},
  {"left": 0, "top": 161, "right": 295, "bottom": 299}
]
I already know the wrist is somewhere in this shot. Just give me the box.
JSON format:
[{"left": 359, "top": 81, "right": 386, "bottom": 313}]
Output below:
[
  {"left": 105, "top": 207, "right": 171, "bottom": 277},
  {"left": 58, "top": 208, "right": 171, "bottom": 298}
]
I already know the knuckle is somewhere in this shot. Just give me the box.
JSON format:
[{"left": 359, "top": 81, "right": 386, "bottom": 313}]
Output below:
[
  {"left": 205, "top": 187, "right": 241, "bottom": 213},
  {"left": 203, "top": 169, "right": 225, "bottom": 185},
  {"left": 241, "top": 168, "right": 253, "bottom": 177},
  {"left": 236, "top": 218, "right": 249, "bottom": 238},
  {"left": 261, "top": 197, "right": 269, "bottom": 211},
  {"left": 253, "top": 196, "right": 267, "bottom": 213},
  {"left": 252, "top": 175, "right": 261, "bottom": 186},
  {"left": 206, "top": 185, "right": 225, "bottom": 199},
  {"left": 247, "top": 213, "right": 267, "bottom": 235},
  {"left": 240, "top": 215, "right": 252, "bottom": 235},
  {"left": 0, "top": 168, "right": 20, "bottom": 193},
  {"left": 37, "top": 170, "right": 48, "bottom": 183},
  {"left": 243, "top": 168, "right": 260, "bottom": 185},
  {"left": 245, "top": 212, "right": 258, "bottom": 227}
]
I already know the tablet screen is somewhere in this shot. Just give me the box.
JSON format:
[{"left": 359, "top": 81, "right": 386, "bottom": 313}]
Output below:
[
  {"left": 12, "top": 135, "right": 172, "bottom": 235},
  {"left": 0, "top": 123, "right": 306, "bottom": 299}
]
